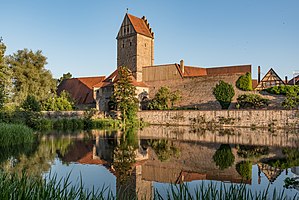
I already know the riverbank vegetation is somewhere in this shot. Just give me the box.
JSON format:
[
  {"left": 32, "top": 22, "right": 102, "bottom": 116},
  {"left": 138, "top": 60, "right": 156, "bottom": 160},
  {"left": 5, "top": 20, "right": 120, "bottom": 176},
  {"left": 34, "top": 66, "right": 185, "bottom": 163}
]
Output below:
[
  {"left": 0, "top": 170, "right": 295, "bottom": 200},
  {"left": 0, "top": 123, "right": 35, "bottom": 146}
]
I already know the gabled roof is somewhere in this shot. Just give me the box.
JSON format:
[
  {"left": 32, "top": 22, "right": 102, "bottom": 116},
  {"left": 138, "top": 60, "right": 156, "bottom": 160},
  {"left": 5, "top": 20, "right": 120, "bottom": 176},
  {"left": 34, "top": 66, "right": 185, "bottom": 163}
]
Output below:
[
  {"left": 288, "top": 75, "right": 299, "bottom": 85},
  {"left": 127, "top": 14, "right": 154, "bottom": 38},
  {"left": 102, "top": 68, "right": 148, "bottom": 88},
  {"left": 255, "top": 68, "right": 285, "bottom": 90},
  {"left": 57, "top": 76, "right": 105, "bottom": 104}
]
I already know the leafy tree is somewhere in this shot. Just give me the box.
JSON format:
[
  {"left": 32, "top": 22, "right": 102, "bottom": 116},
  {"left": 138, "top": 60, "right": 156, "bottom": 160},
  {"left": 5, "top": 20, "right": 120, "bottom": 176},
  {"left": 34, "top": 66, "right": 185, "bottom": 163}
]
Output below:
[
  {"left": 213, "top": 144, "right": 235, "bottom": 170},
  {"left": 236, "top": 72, "right": 252, "bottom": 91},
  {"left": 58, "top": 72, "right": 72, "bottom": 85},
  {"left": 148, "top": 87, "right": 181, "bottom": 110},
  {"left": 21, "top": 95, "right": 41, "bottom": 112},
  {"left": 42, "top": 90, "right": 74, "bottom": 111},
  {"left": 0, "top": 40, "right": 12, "bottom": 108},
  {"left": 236, "top": 94, "right": 269, "bottom": 109},
  {"left": 7, "top": 49, "right": 56, "bottom": 105},
  {"left": 282, "top": 86, "right": 299, "bottom": 109},
  {"left": 111, "top": 66, "right": 138, "bottom": 123},
  {"left": 213, "top": 81, "right": 235, "bottom": 109},
  {"left": 236, "top": 161, "right": 252, "bottom": 180}
]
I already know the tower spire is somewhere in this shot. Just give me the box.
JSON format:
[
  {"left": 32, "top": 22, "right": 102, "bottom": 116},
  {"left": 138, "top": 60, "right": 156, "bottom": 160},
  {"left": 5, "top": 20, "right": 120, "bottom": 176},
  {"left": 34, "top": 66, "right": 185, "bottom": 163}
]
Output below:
[{"left": 126, "top": 8, "right": 129, "bottom": 14}]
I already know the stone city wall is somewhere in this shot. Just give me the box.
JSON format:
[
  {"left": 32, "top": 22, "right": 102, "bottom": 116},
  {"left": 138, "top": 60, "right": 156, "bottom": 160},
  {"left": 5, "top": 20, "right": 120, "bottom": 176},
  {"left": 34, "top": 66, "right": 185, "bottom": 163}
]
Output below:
[{"left": 138, "top": 110, "right": 299, "bottom": 129}]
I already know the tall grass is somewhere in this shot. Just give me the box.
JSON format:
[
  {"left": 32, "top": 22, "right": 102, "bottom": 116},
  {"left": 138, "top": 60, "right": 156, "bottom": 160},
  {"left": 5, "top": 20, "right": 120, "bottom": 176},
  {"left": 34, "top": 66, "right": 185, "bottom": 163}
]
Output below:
[
  {"left": 0, "top": 170, "right": 296, "bottom": 200},
  {"left": 0, "top": 123, "right": 35, "bottom": 146}
]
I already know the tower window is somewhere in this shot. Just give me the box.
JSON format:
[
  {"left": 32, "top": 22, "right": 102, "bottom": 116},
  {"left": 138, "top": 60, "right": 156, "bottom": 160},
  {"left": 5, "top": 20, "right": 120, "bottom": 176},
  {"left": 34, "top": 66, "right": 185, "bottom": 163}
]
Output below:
[
  {"left": 122, "top": 43, "right": 125, "bottom": 48},
  {"left": 145, "top": 43, "right": 147, "bottom": 47},
  {"left": 130, "top": 42, "right": 132, "bottom": 46},
  {"left": 124, "top": 28, "right": 126, "bottom": 34}
]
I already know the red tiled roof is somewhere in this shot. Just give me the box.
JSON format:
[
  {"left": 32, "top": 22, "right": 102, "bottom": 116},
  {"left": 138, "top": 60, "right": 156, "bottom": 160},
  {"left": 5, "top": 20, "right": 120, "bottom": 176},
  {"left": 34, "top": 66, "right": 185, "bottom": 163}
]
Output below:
[
  {"left": 77, "top": 76, "right": 106, "bottom": 89},
  {"left": 57, "top": 76, "right": 105, "bottom": 104},
  {"left": 127, "top": 14, "right": 153, "bottom": 38},
  {"left": 102, "top": 69, "right": 148, "bottom": 88}
]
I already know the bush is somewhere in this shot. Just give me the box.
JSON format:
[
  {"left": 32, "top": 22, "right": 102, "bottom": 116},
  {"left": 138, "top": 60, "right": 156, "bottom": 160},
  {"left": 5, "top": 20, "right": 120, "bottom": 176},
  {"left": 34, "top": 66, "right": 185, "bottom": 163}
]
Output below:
[
  {"left": 237, "top": 94, "right": 269, "bottom": 109},
  {"left": 21, "top": 95, "right": 41, "bottom": 112},
  {"left": 236, "top": 72, "right": 252, "bottom": 91},
  {"left": 148, "top": 87, "right": 181, "bottom": 110},
  {"left": 213, "top": 81, "right": 235, "bottom": 109},
  {"left": 282, "top": 86, "right": 299, "bottom": 109},
  {"left": 236, "top": 161, "right": 252, "bottom": 180},
  {"left": 42, "top": 90, "right": 74, "bottom": 111},
  {"left": 213, "top": 144, "right": 235, "bottom": 170},
  {"left": 265, "top": 85, "right": 299, "bottom": 95}
]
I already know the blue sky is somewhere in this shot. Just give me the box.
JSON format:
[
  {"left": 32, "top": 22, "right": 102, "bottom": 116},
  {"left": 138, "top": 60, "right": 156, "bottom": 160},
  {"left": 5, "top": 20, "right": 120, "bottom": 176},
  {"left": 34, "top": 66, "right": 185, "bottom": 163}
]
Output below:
[{"left": 1, "top": 0, "right": 298, "bottom": 80}]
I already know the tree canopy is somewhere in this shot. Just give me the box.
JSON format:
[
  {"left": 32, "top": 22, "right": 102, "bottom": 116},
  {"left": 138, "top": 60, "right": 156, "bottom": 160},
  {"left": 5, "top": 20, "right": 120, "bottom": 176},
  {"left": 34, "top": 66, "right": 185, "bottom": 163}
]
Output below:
[
  {"left": 58, "top": 72, "right": 72, "bottom": 85},
  {"left": 111, "top": 66, "right": 138, "bottom": 123},
  {"left": 7, "top": 49, "right": 56, "bottom": 105}
]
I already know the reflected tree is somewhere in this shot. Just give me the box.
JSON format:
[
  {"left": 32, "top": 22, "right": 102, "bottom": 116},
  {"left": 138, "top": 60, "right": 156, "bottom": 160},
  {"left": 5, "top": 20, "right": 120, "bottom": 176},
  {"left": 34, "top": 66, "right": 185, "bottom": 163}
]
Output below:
[
  {"left": 213, "top": 144, "right": 235, "bottom": 170},
  {"left": 112, "top": 127, "right": 139, "bottom": 184},
  {"left": 237, "top": 145, "right": 269, "bottom": 158},
  {"left": 236, "top": 161, "right": 252, "bottom": 180},
  {"left": 147, "top": 139, "right": 180, "bottom": 162}
]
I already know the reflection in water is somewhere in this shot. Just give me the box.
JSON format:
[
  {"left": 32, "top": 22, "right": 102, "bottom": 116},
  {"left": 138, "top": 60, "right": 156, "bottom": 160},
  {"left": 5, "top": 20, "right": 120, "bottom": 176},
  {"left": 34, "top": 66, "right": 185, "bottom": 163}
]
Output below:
[{"left": 1, "top": 126, "right": 299, "bottom": 198}]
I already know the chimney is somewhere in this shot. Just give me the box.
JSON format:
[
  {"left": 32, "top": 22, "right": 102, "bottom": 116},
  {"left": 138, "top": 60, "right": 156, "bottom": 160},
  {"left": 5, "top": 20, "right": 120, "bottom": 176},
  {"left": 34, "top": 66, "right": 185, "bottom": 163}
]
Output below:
[
  {"left": 258, "top": 66, "right": 261, "bottom": 83},
  {"left": 285, "top": 76, "right": 288, "bottom": 85},
  {"left": 180, "top": 60, "right": 185, "bottom": 74}
]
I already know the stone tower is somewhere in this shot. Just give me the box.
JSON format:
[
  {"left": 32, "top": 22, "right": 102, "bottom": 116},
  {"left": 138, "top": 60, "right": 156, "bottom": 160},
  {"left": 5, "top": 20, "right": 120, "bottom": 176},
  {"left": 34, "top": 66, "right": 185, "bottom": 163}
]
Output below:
[{"left": 117, "top": 14, "right": 154, "bottom": 82}]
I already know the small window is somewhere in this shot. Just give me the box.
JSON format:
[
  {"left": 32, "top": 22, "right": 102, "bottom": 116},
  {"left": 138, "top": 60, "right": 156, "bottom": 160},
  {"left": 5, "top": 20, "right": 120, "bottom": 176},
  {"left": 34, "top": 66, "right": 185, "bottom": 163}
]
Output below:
[
  {"left": 145, "top": 43, "right": 147, "bottom": 47},
  {"left": 130, "top": 42, "right": 132, "bottom": 46},
  {"left": 122, "top": 43, "right": 125, "bottom": 48},
  {"left": 127, "top": 27, "right": 129, "bottom": 33},
  {"left": 124, "top": 28, "right": 126, "bottom": 34}
]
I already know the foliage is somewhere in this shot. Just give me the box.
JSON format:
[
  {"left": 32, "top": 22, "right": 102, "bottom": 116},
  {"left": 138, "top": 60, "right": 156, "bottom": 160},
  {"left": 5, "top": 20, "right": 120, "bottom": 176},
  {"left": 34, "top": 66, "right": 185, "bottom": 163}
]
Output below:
[
  {"left": 236, "top": 72, "right": 252, "bottom": 91},
  {"left": 236, "top": 94, "right": 269, "bottom": 109},
  {"left": 21, "top": 95, "right": 41, "bottom": 112},
  {"left": 148, "top": 139, "right": 180, "bottom": 162},
  {"left": 213, "top": 81, "right": 235, "bottom": 109},
  {"left": 237, "top": 145, "right": 269, "bottom": 158},
  {"left": 148, "top": 87, "right": 181, "bottom": 110},
  {"left": 282, "top": 86, "right": 299, "bottom": 109},
  {"left": 264, "top": 85, "right": 299, "bottom": 95},
  {"left": 213, "top": 144, "right": 235, "bottom": 170},
  {"left": 7, "top": 49, "right": 56, "bottom": 105},
  {"left": 111, "top": 66, "right": 139, "bottom": 123},
  {"left": 42, "top": 90, "right": 74, "bottom": 111},
  {"left": 0, "top": 40, "right": 13, "bottom": 109},
  {"left": 112, "top": 127, "right": 138, "bottom": 184},
  {"left": 284, "top": 177, "right": 299, "bottom": 189},
  {"left": 236, "top": 161, "right": 252, "bottom": 180},
  {"left": 58, "top": 72, "right": 72, "bottom": 85},
  {"left": 0, "top": 123, "right": 35, "bottom": 146},
  {"left": 0, "top": 171, "right": 294, "bottom": 200},
  {"left": 265, "top": 148, "right": 299, "bottom": 169}
]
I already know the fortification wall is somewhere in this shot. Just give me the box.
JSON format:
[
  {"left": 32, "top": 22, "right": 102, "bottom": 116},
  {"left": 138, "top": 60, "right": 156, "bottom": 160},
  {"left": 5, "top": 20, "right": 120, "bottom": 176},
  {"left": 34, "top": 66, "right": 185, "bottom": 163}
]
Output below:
[
  {"left": 144, "top": 74, "right": 246, "bottom": 109},
  {"left": 138, "top": 110, "right": 299, "bottom": 129}
]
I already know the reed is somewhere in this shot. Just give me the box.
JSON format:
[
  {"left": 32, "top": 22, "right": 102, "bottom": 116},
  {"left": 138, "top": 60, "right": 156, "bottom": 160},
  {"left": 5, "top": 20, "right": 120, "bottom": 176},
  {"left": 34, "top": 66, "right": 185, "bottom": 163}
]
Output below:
[
  {"left": 0, "top": 170, "right": 296, "bottom": 200},
  {"left": 0, "top": 123, "right": 35, "bottom": 146}
]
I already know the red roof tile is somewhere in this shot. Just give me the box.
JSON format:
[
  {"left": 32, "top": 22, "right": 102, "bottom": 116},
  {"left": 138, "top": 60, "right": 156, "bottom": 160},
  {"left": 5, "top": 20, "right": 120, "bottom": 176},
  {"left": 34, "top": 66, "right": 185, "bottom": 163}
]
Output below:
[
  {"left": 103, "top": 69, "right": 148, "bottom": 88},
  {"left": 57, "top": 76, "right": 105, "bottom": 105},
  {"left": 127, "top": 14, "right": 154, "bottom": 38}
]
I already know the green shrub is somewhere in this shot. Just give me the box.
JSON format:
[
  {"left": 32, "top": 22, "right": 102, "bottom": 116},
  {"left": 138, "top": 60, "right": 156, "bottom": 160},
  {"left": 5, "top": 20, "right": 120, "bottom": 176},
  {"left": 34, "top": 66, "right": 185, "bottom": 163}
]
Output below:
[
  {"left": 282, "top": 86, "right": 299, "bottom": 109},
  {"left": 265, "top": 85, "right": 299, "bottom": 95},
  {"left": 236, "top": 161, "right": 252, "bottom": 180},
  {"left": 236, "top": 94, "right": 269, "bottom": 109},
  {"left": 148, "top": 87, "right": 181, "bottom": 110},
  {"left": 213, "top": 144, "right": 235, "bottom": 170},
  {"left": 236, "top": 72, "right": 252, "bottom": 91},
  {"left": 213, "top": 81, "right": 235, "bottom": 109},
  {"left": 21, "top": 95, "right": 41, "bottom": 112},
  {"left": 42, "top": 90, "right": 74, "bottom": 111}
]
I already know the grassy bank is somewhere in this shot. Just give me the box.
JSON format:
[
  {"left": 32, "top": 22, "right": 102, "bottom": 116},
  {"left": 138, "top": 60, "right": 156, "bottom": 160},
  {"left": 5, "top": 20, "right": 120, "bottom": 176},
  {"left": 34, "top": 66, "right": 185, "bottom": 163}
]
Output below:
[
  {"left": 0, "top": 171, "right": 296, "bottom": 200},
  {"left": 0, "top": 123, "right": 35, "bottom": 146}
]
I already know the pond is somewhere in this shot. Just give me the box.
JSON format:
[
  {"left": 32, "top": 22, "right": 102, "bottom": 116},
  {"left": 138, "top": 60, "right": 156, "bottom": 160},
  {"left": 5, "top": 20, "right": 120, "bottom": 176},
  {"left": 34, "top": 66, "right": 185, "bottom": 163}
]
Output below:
[{"left": 1, "top": 126, "right": 299, "bottom": 199}]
